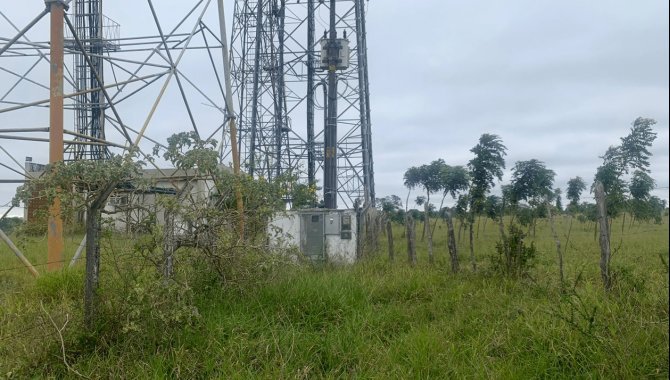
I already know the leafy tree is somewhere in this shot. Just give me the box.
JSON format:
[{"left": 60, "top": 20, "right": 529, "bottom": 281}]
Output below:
[
  {"left": 594, "top": 161, "right": 627, "bottom": 217},
  {"left": 441, "top": 165, "right": 470, "bottom": 199},
  {"left": 566, "top": 176, "right": 586, "bottom": 210},
  {"left": 620, "top": 117, "right": 657, "bottom": 173},
  {"left": 510, "top": 159, "right": 556, "bottom": 235},
  {"left": 484, "top": 195, "right": 502, "bottom": 222},
  {"left": 467, "top": 134, "right": 507, "bottom": 270},
  {"left": 403, "top": 166, "right": 422, "bottom": 210},
  {"left": 0, "top": 216, "right": 23, "bottom": 234},
  {"left": 501, "top": 184, "right": 514, "bottom": 214},
  {"left": 407, "top": 209, "right": 422, "bottom": 220},
  {"left": 156, "top": 131, "right": 218, "bottom": 173},
  {"left": 15, "top": 154, "right": 144, "bottom": 326},
  {"left": 629, "top": 170, "right": 655, "bottom": 201},
  {"left": 628, "top": 170, "right": 663, "bottom": 223},
  {"left": 403, "top": 160, "right": 447, "bottom": 263},
  {"left": 454, "top": 194, "right": 470, "bottom": 231},
  {"left": 433, "top": 164, "right": 470, "bottom": 272},
  {"left": 510, "top": 159, "right": 556, "bottom": 205},
  {"left": 593, "top": 118, "right": 658, "bottom": 218},
  {"left": 553, "top": 188, "right": 563, "bottom": 212},
  {"left": 378, "top": 195, "right": 403, "bottom": 213},
  {"left": 432, "top": 164, "right": 469, "bottom": 219},
  {"left": 468, "top": 134, "right": 507, "bottom": 210},
  {"left": 290, "top": 183, "right": 318, "bottom": 209},
  {"left": 377, "top": 195, "right": 404, "bottom": 223}
]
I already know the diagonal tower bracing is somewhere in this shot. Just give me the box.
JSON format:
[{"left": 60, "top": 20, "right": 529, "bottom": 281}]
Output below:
[
  {"left": 66, "top": 0, "right": 119, "bottom": 161},
  {"left": 230, "top": 0, "right": 375, "bottom": 208}
]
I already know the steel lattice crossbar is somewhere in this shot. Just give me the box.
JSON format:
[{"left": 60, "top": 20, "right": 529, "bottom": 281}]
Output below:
[
  {"left": 230, "top": 0, "right": 375, "bottom": 208},
  {"left": 0, "top": 0, "right": 375, "bottom": 209}
]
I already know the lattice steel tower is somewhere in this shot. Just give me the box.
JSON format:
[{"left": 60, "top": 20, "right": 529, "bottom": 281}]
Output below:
[
  {"left": 230, "top": 0, "right": 374, "bottom": 209},
  {"left": 66, "top": 0, "right": 119, "bottom": 161}
]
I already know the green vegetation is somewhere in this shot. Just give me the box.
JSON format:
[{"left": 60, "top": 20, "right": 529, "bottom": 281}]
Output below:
[
  {"left": 0, "top": 217, "right": 22, "bottom": 235},
  {"left": 0, "top": 122, "right": 666, "bottom": 378},
  {"left": 1, "top": 214, "right": 667, "bottom": 378}
]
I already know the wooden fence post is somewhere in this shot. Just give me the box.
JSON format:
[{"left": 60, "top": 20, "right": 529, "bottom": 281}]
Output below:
[
  {"left": 594, "top": 182, "right": 611, "bottom": 290},
  {"left": 386, "top": 220, "right": 394, "bottom": 262},
  {"left": 445, "top": 209, "right": 458, "bottom": 273},
  {"left": 407, "top": 217, "right": 417, "bottom": 266},
  {"left": 546, "top": 204, "right": 564, "bottom": 288}
]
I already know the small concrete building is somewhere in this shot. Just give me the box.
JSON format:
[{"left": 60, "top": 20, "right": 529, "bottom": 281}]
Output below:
[
  {"left": 268, "top": 209, "right": 358, "bottom": 264},
  {"left": 104, "top": 167, "right": 222, "bottom": 232},
  {"left": 23, "top": 157, "right": 228, "bottom": 231}
]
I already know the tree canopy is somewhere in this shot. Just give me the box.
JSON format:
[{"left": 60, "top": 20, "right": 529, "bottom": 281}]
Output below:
[
  {"left": 566, "top": 176, "right": 586, "bottom": 207},
  {"left": 510, "top": 159, "right": 556, "bottom": 205},
  {"left": 468, "top": 134, "right": 507, "bottom": 212}
]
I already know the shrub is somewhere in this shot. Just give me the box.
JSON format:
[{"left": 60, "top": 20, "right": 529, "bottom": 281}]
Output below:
[{"left": 492, "top": 223, "right": 537, "bottom": 277}]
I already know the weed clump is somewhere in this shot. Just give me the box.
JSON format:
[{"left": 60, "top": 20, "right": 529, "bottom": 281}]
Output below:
[{"left": 492, "top": 223, "right": 537, "bottom": 277}]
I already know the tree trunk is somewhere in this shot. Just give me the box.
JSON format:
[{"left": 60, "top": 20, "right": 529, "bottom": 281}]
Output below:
[
  {"left": 468, "top": 214, "right": 477, "bottom": 271},
  {"left": 386, "top": 220, "right": 394, "bottom": 262},
  {"left": 594, "top": 182, "right": 611, "bottom": 291},
  {"left": 497, "top": 215, "right": 508, "bottom": 256},
  {"left": 163, "top": 209, "right": 175, "bottom": 281},
  {"left": 402, "top": 188, "right": 411, "bottom": 241},
  {"left": 407, "top": 217, "right": 417, "bottom": 266},
  {"left": 425, "top": 199, "right": 434, "bottom": 264},
  {"left": 445, "top": 209, "right": 459, "bottom": 273},
  {"left": 532, "top": 218, "right": 537, "bottom": 238},
  {"left": 421, "top": 217, "right": 426, "bottom": 241},
  {"left": 430, "top": 193, "right": 447, "bottom": 237},
  {"left": 497, "top": 201, "right": 509, "bottom": 269},
  {"left": 84, "top": 206, "right": 101, "bottom": 328},
  {"left": 374, "top": 213, "right": 381, "bottom": 252},
  {"left": 547, "top": 204, "right": 564, "bottom": 288}
]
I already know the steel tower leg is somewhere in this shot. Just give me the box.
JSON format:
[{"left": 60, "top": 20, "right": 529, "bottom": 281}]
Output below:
[
  {"left": 230, "top": 0, "right": 373, "bottom": 209},
  {"left": 306, "top": 0, "right": 316, "bottom": 189},
  {"left": 249, "top": 0, "right": 264, "bottom": 176},
  {"left": 47, "top": 0, "right": 66, "bottom": 271},
  {"left": 323, "top": 0, "right": 338, "bottom": 209}
]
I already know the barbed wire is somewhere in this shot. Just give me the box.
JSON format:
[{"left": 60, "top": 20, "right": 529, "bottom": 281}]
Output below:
[
  {"left": 0, "top": 319, "right": 53, "bottom": 343},
  {"left": 0, "top": 244, "right": 161, "bottom": 274}
]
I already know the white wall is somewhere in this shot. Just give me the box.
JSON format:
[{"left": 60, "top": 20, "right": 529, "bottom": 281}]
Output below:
[
  {"left": 325, "top": 210, "right": 357, "bottom": 264},
  {"left": 268, "top": 210, "right": 358, "bottom": 264},
  {"left": 268, "top": 212, "right": 301, "bottom": 248}
]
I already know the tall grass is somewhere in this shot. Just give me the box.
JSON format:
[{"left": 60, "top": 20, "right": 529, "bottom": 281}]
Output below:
[{"left": 0, "top": 215, "right": 667, "bottom": 378}]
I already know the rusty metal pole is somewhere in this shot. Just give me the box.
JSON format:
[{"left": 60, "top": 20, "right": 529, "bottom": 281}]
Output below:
[
  {"left": 47, "top": 0, "right": 66, "bottom": 271},
  {"left": 217, "top": 0, "right": 245, "bottom": 240}
]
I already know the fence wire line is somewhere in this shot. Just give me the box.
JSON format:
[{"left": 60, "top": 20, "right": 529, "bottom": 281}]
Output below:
[{"left": 0, "top": 244, "right": 171, "bottom": 273}]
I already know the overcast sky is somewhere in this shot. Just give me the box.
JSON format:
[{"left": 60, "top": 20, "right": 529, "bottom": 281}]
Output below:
[
  {"left": 1, "top": 0, "right": 668, "bottom": 217},
  {"left": 367, "top": 0, "right": 669, "bottom": 207}
]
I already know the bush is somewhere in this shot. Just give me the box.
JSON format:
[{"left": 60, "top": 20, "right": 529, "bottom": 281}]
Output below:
[{"left": 492, "top": 223, "right": 537, "bottom": 277}]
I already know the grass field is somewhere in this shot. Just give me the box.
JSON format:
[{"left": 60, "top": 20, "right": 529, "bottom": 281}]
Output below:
[{"left": 0, "top": 215, "right": 668, "bottom": 378}]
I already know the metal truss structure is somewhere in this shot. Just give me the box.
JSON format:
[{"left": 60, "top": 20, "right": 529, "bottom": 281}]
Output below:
[
  {"left": 67, "top": 0, "right": 120, "bottom": 160},
  {"left": 229, "top": 0, "right": 375, "bottom": 209},
  {"left": 0, "top": 0, "right": 234, "bottom": 182},
  {"left": 0, "top": 0, "right": 375, "bottom": 211}
]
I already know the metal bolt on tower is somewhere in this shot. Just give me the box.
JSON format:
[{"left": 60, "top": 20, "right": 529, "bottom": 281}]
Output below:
[{"left": 230, "top": 0, "right": 375, "bottom": 209}]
